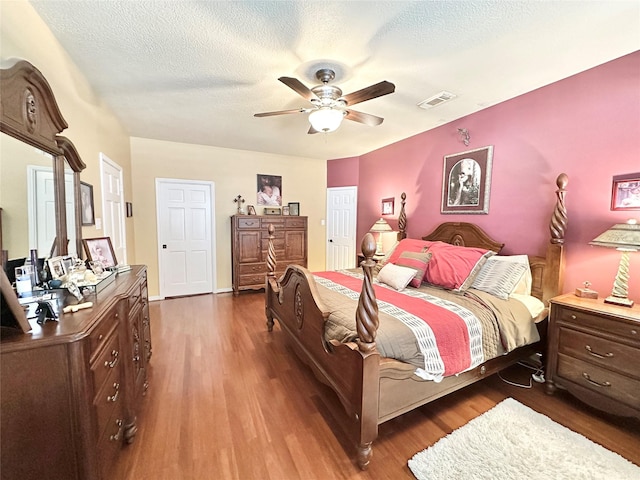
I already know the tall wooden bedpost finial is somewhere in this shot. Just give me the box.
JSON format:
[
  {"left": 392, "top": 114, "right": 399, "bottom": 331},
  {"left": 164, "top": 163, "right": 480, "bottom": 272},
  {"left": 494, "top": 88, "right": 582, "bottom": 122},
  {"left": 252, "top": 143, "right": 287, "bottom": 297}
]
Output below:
[
  {"left": 550, "top": 173, "right": 568, "bottom": 245},
  {"left": 356, "top": 233, "right": 379, "bottom": 353},
  {"left": 397, "top": 192, "right": 407, "bottom": 240},
  {"left": 266, "top": 224, "right": 276, "bottom": 278}
]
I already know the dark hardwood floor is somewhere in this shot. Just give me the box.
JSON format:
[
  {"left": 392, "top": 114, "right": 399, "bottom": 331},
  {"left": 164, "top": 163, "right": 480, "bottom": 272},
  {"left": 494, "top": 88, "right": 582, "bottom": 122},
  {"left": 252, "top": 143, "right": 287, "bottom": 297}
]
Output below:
[{"left": 111, "top": 292, "right": 640, "bottom": 479}]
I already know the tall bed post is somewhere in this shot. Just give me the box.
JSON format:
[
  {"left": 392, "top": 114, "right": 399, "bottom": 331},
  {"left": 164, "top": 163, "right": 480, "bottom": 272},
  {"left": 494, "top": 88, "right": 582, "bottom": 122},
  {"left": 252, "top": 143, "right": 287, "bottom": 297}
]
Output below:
[
  {"left": 265, "top": 224, "right": 278, "bottom": 331},
  {"left": 397, "top": 192, "right": 407, "bottom": 241},
  {"left": 543, "top": 173, "right": 568, "bottom": 304}
]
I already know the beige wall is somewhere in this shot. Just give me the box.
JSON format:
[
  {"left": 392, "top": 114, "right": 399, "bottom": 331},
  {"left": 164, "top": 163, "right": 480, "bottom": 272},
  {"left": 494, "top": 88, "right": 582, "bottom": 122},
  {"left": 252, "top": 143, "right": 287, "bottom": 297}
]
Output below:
[
  {"left": 2, "top": 1, "right": 328, "bottom": 298},
  {"left": 130, "top": 137, "right": 327, "bottom": 296},
  {"left": 1, "top": 0, "right": 135, "bottom": 261}
]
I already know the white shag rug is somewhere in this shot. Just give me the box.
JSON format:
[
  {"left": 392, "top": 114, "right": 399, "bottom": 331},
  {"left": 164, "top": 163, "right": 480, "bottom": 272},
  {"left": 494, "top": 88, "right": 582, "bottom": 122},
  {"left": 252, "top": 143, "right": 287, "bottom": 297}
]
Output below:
[{"left": 408, "top": 398, "right": 639, "bottom": 480}]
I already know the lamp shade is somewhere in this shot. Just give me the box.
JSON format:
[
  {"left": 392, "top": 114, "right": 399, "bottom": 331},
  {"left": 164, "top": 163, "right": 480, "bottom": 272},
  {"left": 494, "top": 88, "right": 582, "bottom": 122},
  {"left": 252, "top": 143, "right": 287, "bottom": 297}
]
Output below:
[
  {"left": 308, "top": 108, "right": 344, "bottom": 133},
  {"left": 589, "top": 221, "right": 640, "bottom": 251},
  {"left": 369, "top": 218, "right": 392, "bottom": 233}
]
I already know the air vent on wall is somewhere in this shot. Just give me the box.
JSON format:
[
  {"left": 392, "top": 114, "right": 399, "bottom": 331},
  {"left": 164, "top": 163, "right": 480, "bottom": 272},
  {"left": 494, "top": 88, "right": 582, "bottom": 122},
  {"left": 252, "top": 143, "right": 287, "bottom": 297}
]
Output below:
[{"left": 417, "top": 91, "right": 457, "bottom": 109}]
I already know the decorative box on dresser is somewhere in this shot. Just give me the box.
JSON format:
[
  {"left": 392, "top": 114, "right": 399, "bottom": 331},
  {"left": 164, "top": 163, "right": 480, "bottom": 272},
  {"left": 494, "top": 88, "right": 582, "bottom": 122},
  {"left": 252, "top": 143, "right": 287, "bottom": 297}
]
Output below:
[
  {"left": 0, "top": 266, "right": 152, "bottom": 480},
  {"left": 545, "top": 293, "right": 640, "bottom": 419},
  {"left": 231, "top": 215, "right": 307, "bottom": 295}
]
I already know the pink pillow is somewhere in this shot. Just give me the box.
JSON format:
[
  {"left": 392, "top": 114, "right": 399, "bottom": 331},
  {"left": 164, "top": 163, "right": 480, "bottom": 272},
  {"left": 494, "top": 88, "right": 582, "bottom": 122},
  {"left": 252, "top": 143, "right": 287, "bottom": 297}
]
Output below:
[
  {"left": 424, "top": 242, "right": 495, "bottom": 292},
  {"left": 395, "top": 251, "right": 432, "bottom": 288},
  {"left": 386, "top": 238, "right": 433, "bottom": 265}
]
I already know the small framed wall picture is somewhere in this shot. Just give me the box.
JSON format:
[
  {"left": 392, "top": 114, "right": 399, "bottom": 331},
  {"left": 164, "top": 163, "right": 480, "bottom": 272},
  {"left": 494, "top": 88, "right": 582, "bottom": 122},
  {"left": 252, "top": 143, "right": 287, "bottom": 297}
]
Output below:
[
  {"left": 611, "top": 172, "right": 640, "bottom": 210},
  {"left": 282, "top": 206, "right": 290, "bottom": 215},
  {"left": 80, "top": 181, "right": 95, "bottom": 226},
  {"left": 381, "top": 197, "right": 394, "bottom": 215},
  {"left": 288, "top": 202, "right": 300, "bottom": 216}
]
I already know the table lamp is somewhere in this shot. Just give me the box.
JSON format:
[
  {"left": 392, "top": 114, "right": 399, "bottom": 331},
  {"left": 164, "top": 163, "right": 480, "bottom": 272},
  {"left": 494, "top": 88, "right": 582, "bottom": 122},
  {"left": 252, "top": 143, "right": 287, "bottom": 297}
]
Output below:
[
  {"left": 369, "top": 218, "right": 392, "bottom": 255},
  {"left": 589, "top": 219, "right": 640, "bottom": 307}
]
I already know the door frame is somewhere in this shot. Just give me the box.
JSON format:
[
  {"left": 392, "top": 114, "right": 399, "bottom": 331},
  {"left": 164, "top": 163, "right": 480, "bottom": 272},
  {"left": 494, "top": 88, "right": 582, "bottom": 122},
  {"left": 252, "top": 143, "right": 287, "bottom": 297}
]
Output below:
[
  {"left": 155, "top": 178, "right": 216, "bottom": 299},
  {"left": 99, "top": 152, "right": 127, "bottom": 264},
  {"left": 325, "top": 186, "right": 358, "bottom": 270}
]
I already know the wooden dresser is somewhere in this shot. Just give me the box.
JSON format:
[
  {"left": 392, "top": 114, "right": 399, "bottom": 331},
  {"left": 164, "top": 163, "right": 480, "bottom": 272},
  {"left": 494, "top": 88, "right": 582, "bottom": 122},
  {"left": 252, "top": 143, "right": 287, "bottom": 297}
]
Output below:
[
  {"left": 1, "top": 266, "right": 152, "bottom": 480},
  {"left": 545, "top": 293, "right": 639, "bottom": 419},
  {"left": 231, "top": 215, "right": 307, "bottom": 295}
]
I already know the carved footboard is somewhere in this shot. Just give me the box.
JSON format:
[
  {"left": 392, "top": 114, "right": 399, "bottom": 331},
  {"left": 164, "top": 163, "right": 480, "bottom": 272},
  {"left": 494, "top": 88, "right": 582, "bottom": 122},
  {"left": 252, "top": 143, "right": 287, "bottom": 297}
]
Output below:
[{"left": 265, "top": 228, "right": 382, "bottom": 468}]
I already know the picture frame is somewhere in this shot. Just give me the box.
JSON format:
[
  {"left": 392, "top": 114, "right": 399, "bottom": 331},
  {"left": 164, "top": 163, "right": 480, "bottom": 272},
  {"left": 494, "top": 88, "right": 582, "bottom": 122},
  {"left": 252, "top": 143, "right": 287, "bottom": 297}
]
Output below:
[
  {"left": 381, "top": 197, "right": 394, "bottom": 215},
  {"left": 257, "top": 174, "right": 282, "bottom": 206},
  {"left": 282, "top": 206, "right": 290, "bottom": 216},
  {"left": 611, "top": 172, "right": 640, "bottom": 211},
  {"left": 247, "top": 205, "right": 257, "bottom": 215},
  {"left": 47, "top": 255, "right": 67, "bottom": 279},
  {"left": 80, "top": 181, "right": 95, "bottom": 226},
  {"left": 288, "top": 202, "right": 300, "bottom": 216},
  {"left": 441, "top": 145, "right": 493, "bottom": 214},
  {"left": 82, "top": 237, "right": 118, "bottom": 268},
  {"left": 0, "top": 269, "right": 31, "bottom": 332}
]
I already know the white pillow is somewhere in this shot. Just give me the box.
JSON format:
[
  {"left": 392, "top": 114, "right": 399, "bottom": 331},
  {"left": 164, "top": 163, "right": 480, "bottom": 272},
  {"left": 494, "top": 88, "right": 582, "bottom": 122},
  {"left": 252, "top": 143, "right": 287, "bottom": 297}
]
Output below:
[
  {"left": 376, "top": 263, "right": 416, "bottom": 291},
  {"left": 471, "top": 256, "right": 529, "bottom": 299},
  {"left": 510, "top": 293, "right": 546, "bottom": 321}
]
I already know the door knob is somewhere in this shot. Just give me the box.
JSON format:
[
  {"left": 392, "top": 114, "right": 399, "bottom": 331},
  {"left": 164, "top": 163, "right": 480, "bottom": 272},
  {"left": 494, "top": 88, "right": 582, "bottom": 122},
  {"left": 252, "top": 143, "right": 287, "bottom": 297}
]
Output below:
[
  {"left": 329, "top": 239, "right": 333, "bottom": 242},
  {"left": 162, "top": 245, "right": 167, "bottom": 249}
]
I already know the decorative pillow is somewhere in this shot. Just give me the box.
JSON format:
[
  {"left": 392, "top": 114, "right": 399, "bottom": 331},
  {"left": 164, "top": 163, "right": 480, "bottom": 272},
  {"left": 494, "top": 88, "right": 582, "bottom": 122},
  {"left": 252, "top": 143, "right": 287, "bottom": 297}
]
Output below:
[
  {"left": 470, "top": 256, "right": 529, "bottom": 299},
  {"left": 376, "top": 263, "right": 417, "bottom": 291},
  {"left": 423, "top": 242, "right": 495, "bottom": 292},
  {"left": 386, "top": 238, "right": 433, "bottom": 265},
  {"left": 500, "top": 255, "right": 533, "bottom": 296},
  {"left": 395, "top": 251, "right": 432, "bottom": 288}
]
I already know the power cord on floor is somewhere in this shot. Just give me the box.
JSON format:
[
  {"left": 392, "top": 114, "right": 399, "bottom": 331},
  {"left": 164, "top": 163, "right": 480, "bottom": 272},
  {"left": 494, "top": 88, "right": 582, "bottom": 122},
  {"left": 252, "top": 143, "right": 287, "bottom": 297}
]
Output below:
[{"left": 497, "top": 360, "right": 545, "bottom": 389}]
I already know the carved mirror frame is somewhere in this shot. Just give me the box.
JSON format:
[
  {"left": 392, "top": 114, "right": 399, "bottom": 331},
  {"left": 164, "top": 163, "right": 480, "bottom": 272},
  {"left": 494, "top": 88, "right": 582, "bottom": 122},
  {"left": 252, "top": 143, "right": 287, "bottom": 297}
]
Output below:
[{"left": 0, "top": 59, "right": 86, "bottom": 260}]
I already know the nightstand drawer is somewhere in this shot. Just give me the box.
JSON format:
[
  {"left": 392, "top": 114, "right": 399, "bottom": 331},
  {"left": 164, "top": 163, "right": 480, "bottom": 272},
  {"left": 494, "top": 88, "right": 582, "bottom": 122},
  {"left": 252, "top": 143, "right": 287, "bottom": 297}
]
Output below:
[
  {"left": 557, "top": 353, "right": 639, "bottom": 409},
  {"left": 558, "top": 327, "right": 640, "bottom": 378},
  {"left": 556, "top": 305, "right": 640, "bottom": 341}
]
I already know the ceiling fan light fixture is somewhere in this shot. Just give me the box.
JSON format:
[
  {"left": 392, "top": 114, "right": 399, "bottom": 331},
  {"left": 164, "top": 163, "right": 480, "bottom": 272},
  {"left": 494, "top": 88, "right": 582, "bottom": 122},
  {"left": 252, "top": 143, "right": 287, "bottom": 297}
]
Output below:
[{"left": 308, "top": 108, "right": 344, "bottom": 133}]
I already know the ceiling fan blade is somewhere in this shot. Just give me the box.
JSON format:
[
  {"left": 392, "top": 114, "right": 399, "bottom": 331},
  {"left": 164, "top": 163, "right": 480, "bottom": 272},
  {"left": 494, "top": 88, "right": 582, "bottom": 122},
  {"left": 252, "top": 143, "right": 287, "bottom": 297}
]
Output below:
[
  {"left": 254, "top": 108, "right": 308, "bottom": 117},
  {"left": 341, "top": 81, "right": 395, "bottom": 106},
  {"left": 345, "top": 109, "right": 384, "bottom": 126},
  {"left": 278, "top": 77, "right": 318, "bottom": 101},
  {"left": 307, "top": 125, "right": 320, "bottom": 135}
]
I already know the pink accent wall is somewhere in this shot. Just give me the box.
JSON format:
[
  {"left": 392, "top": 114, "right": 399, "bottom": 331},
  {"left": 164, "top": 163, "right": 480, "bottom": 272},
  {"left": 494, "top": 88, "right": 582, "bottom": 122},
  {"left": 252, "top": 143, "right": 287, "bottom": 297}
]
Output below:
[
  {"left": 327, "top": 156, "right": 359, "bottom": 187},
  {"left": 328, "top": 51, "right": 640, "bottom": 298}
]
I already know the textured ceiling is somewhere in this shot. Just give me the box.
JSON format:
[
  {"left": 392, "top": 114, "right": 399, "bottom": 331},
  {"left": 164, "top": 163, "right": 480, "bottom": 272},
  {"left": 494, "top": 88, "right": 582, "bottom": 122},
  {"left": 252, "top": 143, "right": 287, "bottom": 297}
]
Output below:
[{"left": 29, "top": 1, "right": 640, "bottom": 160}]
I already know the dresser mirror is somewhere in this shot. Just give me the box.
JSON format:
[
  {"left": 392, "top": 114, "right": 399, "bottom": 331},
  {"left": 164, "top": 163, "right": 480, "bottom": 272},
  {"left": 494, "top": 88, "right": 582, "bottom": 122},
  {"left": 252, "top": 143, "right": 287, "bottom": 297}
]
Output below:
[{"left": 0, "top": 60, "right": 85, "bottom": 267}]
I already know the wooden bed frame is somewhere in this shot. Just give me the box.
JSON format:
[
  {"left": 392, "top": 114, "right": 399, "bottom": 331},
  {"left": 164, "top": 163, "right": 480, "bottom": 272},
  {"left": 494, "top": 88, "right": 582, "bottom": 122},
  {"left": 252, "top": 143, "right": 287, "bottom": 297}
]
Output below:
[{"left": 265, "top": 174, "right": 569, "bottom": 469}]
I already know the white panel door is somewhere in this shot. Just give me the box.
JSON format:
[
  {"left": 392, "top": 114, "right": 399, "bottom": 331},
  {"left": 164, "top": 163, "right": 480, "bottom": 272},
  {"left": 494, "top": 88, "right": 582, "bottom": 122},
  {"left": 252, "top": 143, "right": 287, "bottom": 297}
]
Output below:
[
  {"left": 326, "top": 186, "right": 357, "bottom": 270},
  {"left": 157, "top": 179, "right": 214, "bottom": 298},
  {"left": 27, "top": 166, "right": 76, "bottom": 256},
  {"left": 100, "top": 154, "right": 127, "bottom": 264}
]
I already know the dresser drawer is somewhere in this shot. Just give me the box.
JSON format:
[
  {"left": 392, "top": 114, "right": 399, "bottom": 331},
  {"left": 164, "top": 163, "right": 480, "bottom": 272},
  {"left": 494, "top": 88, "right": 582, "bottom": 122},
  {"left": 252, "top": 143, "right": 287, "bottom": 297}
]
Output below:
[
  {"left": 94, "top": 366, "right": 123, "bottom": 439},
  {"left": 239, "top": 273, "right": 268, "bottom": 286},
  {"left": 88, "top": 312, "right": 119, "bottom": 362},
  {"left": 557, "top": 353, "right": 639, "bottom": 409},
  {"left": 96, "top": 402, "right": 125, "bottom": 480},
  {"left": 261, "top": 218, "right": 284, "bottom": 228},
  {"left": 556, "top": 305, "right": 640, "bottom": 341},
  {"left": 285, "top": 217, "right": 306, "bottom": 229},
  {"left": 91, "top": 332, "right": 121, "bottom": 392},
  {"left": 236, "top": 217, "right": 261, "bottom": 229},
  {"left": 558, "top": 327, "right": 639, "bottom": 378},
  {"left": 239, "top": 263, "right": 267, "bottom": 275}
]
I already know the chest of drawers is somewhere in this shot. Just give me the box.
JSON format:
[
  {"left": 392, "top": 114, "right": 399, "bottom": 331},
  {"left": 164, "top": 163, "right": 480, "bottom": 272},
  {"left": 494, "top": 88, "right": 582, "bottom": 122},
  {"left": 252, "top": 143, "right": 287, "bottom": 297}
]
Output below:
[
  {"left": 545, "top": 294, "right": 640, "bottom": 419},
  {"left": 1, "top": 265, "right": 152, "bottom": 479}
]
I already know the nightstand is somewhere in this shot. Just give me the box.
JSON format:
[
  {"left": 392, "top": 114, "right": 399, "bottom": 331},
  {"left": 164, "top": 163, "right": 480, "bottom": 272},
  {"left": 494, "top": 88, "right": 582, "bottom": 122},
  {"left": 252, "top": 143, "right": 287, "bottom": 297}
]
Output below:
[{"left": 545, "top": 294, "right": 640, "bottom": 419}]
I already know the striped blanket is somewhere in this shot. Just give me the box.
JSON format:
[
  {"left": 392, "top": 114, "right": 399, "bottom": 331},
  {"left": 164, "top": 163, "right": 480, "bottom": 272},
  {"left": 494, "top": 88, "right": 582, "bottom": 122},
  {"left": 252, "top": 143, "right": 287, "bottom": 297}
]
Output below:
[{"left": 314, "top": 270, "right": 538, "bottom": 382}]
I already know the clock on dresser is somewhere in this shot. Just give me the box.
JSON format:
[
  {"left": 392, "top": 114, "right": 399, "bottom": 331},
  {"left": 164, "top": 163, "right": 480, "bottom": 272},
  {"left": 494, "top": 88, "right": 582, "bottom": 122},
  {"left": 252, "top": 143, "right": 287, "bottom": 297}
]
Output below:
[{"left": 545, "top": 294, "right": 640, "bottom": 419}]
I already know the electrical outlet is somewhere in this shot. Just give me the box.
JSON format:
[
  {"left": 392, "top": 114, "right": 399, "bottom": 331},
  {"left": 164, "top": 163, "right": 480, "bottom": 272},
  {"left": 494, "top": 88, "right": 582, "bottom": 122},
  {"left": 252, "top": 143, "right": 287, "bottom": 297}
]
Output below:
[{"left": 95, "top": 218, "right": 102, "bottom": 230}]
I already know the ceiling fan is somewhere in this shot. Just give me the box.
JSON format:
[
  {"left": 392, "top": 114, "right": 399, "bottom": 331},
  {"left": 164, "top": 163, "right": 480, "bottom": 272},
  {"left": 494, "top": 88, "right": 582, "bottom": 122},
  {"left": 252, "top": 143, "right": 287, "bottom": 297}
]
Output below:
[{"left": 254, "top": 68, "right": 395, "bottom": 134}]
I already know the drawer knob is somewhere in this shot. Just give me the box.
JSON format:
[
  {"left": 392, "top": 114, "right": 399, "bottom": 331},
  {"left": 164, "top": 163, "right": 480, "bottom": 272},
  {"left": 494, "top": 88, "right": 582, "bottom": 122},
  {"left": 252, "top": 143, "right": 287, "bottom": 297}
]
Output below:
[
  {"left": 104, "top": 350, "right": 119, "bottom": 368},
  {"left": 582, "top": 372, "right": 611, "bottom": 388},
  {"left": 632, "top": 330, "right": 638, "bottom": 335},
  {"left": 570, "top": 314, "right": 577, "bottom": 320},
  {"left": 585, "top": 345, "right": 613, "bottom": 359},
  {"left": 110, "top": 419, "right": 124, "bottom": 441},
  {"left": 107, "top": 382, "right": 120, "bottom": 402}
]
